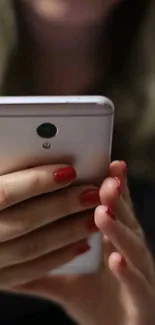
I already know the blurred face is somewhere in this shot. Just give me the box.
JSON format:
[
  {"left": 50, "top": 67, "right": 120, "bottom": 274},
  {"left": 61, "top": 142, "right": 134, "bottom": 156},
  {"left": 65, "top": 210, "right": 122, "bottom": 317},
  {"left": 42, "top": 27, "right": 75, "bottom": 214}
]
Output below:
[
  {"left": 19, "top": 0, "right": 123, "bottom": 95},
  {"left": 25, "top": 0, "right": 122, "bottom": 22}
]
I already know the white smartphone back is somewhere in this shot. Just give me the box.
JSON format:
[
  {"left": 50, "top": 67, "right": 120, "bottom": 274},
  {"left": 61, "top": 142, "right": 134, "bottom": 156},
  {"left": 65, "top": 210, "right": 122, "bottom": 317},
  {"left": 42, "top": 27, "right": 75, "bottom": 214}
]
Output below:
[{"left": 0, "top": 96, "right": 114, "bottom": 274}]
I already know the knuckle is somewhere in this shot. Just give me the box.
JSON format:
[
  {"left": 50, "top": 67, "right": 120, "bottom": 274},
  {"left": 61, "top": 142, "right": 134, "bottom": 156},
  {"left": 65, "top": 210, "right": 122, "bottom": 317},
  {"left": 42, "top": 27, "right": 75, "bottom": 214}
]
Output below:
[
  {"left": 0, "top": 209, "right": 35, "bottom": 242},
  {"left": 30, "top": 172, "right": 45, "bottom": 193},
  {"left": 135, "top": 226, "right": 144, "bottom": 238},
  {"left": 0, "top": 221, "right": 27, "bottom": 242},
  {"left": 0, "top": 181, "right": 9, "bottom": 209},
  {"left": 18, "top": 238, "right": 41, "bottom": 262},
  {"left": 138, "top": 240, "right": 148, "bottom": 259},
  {"left": 10, "top": 220, "right": 31, "bottom": 239},
  {"left": 30, "top": 167, "right": 54, "bottom": 193}
]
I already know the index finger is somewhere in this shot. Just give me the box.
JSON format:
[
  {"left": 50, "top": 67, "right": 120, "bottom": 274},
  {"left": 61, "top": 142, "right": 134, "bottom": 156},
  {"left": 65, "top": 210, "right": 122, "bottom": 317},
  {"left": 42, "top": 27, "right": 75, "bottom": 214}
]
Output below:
[{"left": 0, "top": 165, "right": 76, "bottom": 210}]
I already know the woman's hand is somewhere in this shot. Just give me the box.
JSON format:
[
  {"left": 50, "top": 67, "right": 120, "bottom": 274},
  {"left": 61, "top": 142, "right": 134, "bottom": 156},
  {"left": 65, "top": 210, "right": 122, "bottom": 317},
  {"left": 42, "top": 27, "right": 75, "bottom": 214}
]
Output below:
[
  {"left": 0, "top": 164, "right": 100, "bottom": 288},
  {"left": 15, "top": 161, "right": 155, "bottom": 325}
]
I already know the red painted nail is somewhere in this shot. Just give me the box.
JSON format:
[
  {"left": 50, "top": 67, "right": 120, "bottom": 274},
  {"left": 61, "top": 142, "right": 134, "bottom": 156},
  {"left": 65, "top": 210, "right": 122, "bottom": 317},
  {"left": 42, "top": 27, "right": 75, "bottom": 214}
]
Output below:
[
  {"left": 76, "top": 243, "right": 91, "bottom": 256},
  {"left": 54, "top": 167, "right": 76, "bottom": 184},
  {"left": 114, "top": 177, "right": 121, "bottom": 195},
  {"left": 86, "top": 217, "right": 99, "bottom": 233},
  {"left": 106, "top": 207, "right": 116, "bottom": 221},
  {"left": 120, "top": 161, "right": 128, "bottom": 177},
  {"left": 119, "top": 256, "right": 127, "bottom": 267},
  {"left": 80, "top": 189, "right": 100, "bottom": 206}
]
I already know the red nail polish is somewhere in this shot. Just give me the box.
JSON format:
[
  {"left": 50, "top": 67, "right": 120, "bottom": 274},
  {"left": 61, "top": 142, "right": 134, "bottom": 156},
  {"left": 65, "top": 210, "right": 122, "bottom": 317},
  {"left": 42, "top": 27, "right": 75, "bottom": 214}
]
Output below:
[
  {"left": 120, "top": 161, "right": 128, "bottom": 177},
  {"left": 119, "top": 256, "right": 127, "bottom": 267},
  {"left": 76, "top": 243, "right": 91, "bottom": 256},
  {"left": 106, "top": 207, "right": 116, "bottom": 221},
  {"left": 80, "top": 189, "right": 100, "bottom": 206},
  {"left": 114, "top": 177, "right": 121, "bottom": 195},
  {"left": 54, "top": 167, "right": 76, "bottom": 184},
  {"left": 87, "top": 217, "right": 99, "bottom": 233}
]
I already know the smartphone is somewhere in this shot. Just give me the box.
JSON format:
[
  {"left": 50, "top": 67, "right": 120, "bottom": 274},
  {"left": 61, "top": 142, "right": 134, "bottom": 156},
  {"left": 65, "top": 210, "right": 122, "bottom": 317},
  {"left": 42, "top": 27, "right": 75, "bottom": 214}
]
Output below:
[{"left": 0, "top": 95, "right": 114, "bottom": 274}]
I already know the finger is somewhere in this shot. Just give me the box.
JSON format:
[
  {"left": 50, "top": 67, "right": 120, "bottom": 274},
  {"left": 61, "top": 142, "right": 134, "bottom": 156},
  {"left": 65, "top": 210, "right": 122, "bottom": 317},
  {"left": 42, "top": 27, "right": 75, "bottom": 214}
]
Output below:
[
  {"left": 99, "top": 176, "right": 138, "bottom": 229},
  {"left": 0, "top": 164, "right": 76, "bottom": 210},
  {"left": 109, "top": 252, "right": 151, "bottom": 303},
  {"left": 109, "top": 160, "right": 133, "bottom": 208},
  {"left": 0, "top": 211, "right": 97, "bottom": 267},
  {"left": 95, "top": 206, "right": 152, "bottom": 281},
  {"left": 0, "top": 186, "right": 99, "bottom": 242},
  {"left": 0, "top": 240, "right": 90, "bottom": 289}
]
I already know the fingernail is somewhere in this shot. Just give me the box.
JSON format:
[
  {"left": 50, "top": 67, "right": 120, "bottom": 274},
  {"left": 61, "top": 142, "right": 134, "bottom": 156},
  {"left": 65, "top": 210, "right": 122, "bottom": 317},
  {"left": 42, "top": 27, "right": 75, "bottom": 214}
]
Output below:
[
  {"left": 76, "top": 243, "right": 91, "bottom": 256},
  {"left": 119, "top": 256, "right": 127, "bottom": 267},
  {"left": 86, "top": 217, "right": 99, "bottom": 233},
  {"left": 106, "top": 207, "right": 116, "bottom": 221},
  {"left": 54, "top": 167, "right": 76, "bottom": 184},
  {"left": 120, "top": 161, "right": 128, "bottom": 177},
  {"left": 114, "top": 177, "right": 121, "bottom": 195},
  {"left": 80, "top": 189, "right": 100, "bottom": 206}
]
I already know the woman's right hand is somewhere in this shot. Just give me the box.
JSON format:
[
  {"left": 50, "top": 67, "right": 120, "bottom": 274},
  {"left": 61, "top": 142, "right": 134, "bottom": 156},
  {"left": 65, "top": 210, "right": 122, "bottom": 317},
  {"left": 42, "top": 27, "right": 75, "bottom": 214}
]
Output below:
[{"left": 0, "top": 164, "right": 99, "bottom": 289}]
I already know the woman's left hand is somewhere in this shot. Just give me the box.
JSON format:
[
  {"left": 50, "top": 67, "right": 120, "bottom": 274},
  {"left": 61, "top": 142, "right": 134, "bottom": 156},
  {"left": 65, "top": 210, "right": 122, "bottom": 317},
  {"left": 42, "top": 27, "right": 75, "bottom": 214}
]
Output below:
[{"left": 13, "top": 161, "right": 155, "bottom": 325}]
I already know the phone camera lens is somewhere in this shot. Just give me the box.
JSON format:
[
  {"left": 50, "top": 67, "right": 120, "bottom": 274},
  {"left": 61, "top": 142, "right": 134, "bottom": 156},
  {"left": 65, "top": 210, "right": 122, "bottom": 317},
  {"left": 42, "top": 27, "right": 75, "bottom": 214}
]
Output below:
[{"left": 37, "top": 123, "right": 57, "bottom": 139}]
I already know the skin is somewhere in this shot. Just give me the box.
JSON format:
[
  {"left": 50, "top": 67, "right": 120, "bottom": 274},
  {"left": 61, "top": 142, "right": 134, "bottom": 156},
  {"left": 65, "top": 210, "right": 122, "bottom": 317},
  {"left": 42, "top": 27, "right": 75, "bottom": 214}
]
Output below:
[
  {"left": 2, "top": 1, "right": 155, "bottom": 324},
  {"left": 20, "top": 0, "right": 122, "bottom": 95},
  {"left": 0, "top": 163, "right": 100, "bottom": 287},
  {"left": 1, "top": 161, "right": 155, "bottom": 325},
  {"left": 26, "top": 0, "right": 121, "bottom": 18}
]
